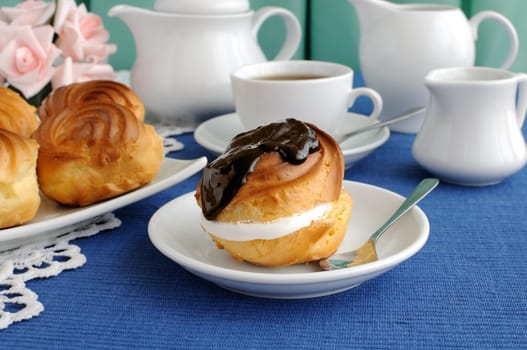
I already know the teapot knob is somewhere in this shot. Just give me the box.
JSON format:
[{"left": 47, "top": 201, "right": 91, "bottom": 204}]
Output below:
[{"left": 154, "top": 0, "right": 250, "bottom": 13}]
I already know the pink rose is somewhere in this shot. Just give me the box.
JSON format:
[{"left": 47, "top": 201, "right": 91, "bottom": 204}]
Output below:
[
  {"left": 54, "top": 0, "right": 116, "bottom": 63},
  {"left": 1, "top": 0, "right": 55, "bottom": 26},
  {"left": 0, "top": 25, "right": 61, "bottom": 98},
  {"left": 52, "top": 56, "right": 116, "bottom": 89}
]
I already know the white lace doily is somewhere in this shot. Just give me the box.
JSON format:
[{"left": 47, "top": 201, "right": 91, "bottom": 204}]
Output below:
[
  {"left": 0, "top": 213, "right": 120, "bottom": 330},
  {"left": 0, "top": 125, "right": 189, "bottom": 329},
  {"left": 156, "top": 124, "right": 193, "bottom": 153}
]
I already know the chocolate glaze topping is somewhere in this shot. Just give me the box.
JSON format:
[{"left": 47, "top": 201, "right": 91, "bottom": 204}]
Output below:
[{"left": 200, "top": 118, "right": 321, "bottom": 220}]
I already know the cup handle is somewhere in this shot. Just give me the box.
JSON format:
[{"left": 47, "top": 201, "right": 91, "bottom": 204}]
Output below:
[
  {"left": 252, "top": 7, "right": 302, "bottom": 61},
  {"left": 348, "top": 87, "right": 383, "bottom": 121},
  {"left": 469, "top": 11, "right": 519, "bottom": 69},
  {"left": 516, "top": 74, "right": 527, "bottom": 128}
]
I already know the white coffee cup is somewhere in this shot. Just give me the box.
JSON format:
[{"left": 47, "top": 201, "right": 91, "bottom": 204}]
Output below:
[{"left": 230, "top": 60, "right": 383, "bottom": 134}]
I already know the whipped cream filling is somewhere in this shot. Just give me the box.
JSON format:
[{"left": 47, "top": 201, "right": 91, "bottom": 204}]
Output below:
[{"left": 200, "top": 202, "right": 332, "bottom": 241}]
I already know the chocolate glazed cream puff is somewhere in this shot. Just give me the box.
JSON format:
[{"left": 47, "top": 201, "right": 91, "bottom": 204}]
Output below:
[{"left": 195, "top": 119, "right": 353, "bottom": 267}]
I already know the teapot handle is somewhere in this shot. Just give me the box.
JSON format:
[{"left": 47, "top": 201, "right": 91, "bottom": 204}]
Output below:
[
  {"left": 469, "top": 11, "right": 519, "bottom": 70},
  {"left": 252, "top": 6, "right": 302, "bottom": 61},
  {"left": 516, "top": 74, "right": 527, "bottom": 128}
]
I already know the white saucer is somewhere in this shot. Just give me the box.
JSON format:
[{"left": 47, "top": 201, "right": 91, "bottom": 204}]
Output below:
[
  {"left": 0, "top": 157, "right": 207, "bottom": 252},
  {"left": 148, "top": 180, "right": 429, "bottom": 299},
  {"left": 194, "top": 113, "right": 390, "bottom": 168}
]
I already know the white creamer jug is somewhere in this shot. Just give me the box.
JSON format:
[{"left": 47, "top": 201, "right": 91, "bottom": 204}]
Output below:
[
  {"left": 348, "top": 0, "right": 519, "bottom": 133},
  {"left": 413, "top": 67, "right": 527, "bottom": 186}
]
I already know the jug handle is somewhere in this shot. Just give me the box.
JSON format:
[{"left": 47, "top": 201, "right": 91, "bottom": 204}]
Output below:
[
  {"left": 516, "top": 74, "right": 527, "bottom": 128},
  {"left": 469, "top": 11, "right": 519, "bottom": 70},
  {"left": 252, "top": 6, "right": 302, "bottom": 61}
]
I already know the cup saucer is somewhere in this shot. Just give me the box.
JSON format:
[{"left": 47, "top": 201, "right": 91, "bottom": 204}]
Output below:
[{"left": 194, "top": 112, "right": 390, "bottom": 168}]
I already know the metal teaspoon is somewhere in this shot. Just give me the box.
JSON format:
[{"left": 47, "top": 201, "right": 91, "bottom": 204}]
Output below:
[
  {"left": 319, "top": 178, "right": 439, "bottom": 270},
  {"left": 336, "top": 106, "right": 425, "bottom": 144}
]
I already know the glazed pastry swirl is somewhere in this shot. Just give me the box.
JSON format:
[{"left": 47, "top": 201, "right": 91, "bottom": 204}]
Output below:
[
  {"left": 33, "top": 102, "right": 163, "bottom": 206},
  {"left": 0, "top": 87, "right": 39, "bottom": 138},
  {"left": 37, "top": 80, "right": 144, "bottom": 122},
  {"left": 35, "top": 102, "right": 145, "bottom": 166}
]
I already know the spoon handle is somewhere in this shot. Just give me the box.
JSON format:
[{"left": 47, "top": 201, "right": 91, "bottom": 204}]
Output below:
[
  {"left": 339, "top": 106, "right": 425, "bottom": 142},
  {"left": 370, "top": 178, "right": 439, "bottom": 242}
]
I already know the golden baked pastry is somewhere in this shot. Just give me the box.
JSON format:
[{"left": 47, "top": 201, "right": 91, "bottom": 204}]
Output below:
[
  {"left": 0, "top": 129, "right": 40, "bottom": 229},
  {"left": 37, "top": 80, "right": 144, "bottom": 122},
  {"left": 33, "top": 102, "right": 163, "bottom": 206},
  {"left": 0, "top": 87, "right": 39, "bottom": 138},
  {"left": 210, "top": 190, "right": 352, "bottom": 267},
  {"left": 195, "top": 119, "right": 352, "bottom": 266}
]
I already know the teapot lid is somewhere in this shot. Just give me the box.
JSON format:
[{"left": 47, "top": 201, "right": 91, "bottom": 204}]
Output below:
[{"left": 154, "top": 0, "right": 250, "bottom": 14}]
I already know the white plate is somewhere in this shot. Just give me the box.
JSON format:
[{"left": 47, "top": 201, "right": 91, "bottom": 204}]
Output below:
[
  {"left": 0, "top": 157, "right": 207, "bottom": 252},
  {"left": 148, "top": 180, "right": 430, "bottom": 299},
  {"left": 194, "top": 113, "right": 390, "bottom": 168}
]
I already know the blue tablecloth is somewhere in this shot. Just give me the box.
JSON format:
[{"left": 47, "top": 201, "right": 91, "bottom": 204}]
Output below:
[{"left": 3, "top": 86, "right": 527, "bottom": 349}]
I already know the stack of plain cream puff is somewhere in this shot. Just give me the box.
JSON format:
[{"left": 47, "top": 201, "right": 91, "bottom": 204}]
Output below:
[
  {"left": 0, "top": 81, "right": 163, "bottom": 229},
  {"left": 195, "top": 118, "right": 352, "bottom": 267}
]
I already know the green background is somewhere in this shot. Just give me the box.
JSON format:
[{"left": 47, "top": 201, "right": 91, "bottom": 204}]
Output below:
[{"left": 1, "top": 0, "right": 526, "bottom": 72}]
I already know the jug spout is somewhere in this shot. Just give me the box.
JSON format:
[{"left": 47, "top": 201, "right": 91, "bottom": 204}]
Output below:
[
  {"left": 348, "top": 0, "right": 395, "bottom": 27},
  {"left": 108, "top": 5, "right": 168, "bottom": 53},
  {"left": 108, "top": 5, "right": 159, "bottom": 36}
]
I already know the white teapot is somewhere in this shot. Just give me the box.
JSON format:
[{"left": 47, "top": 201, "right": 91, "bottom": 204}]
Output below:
[
  {"left": 109, "top": 0, "right": 301, "bottom": 125},
  {"left": 348, "top": 0, "right": 519, "bottom": 133}
]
